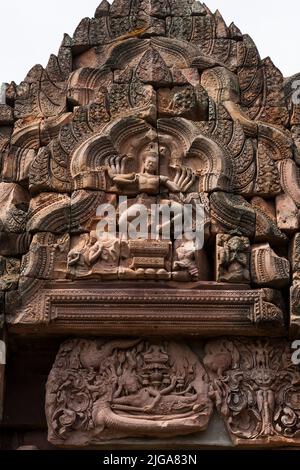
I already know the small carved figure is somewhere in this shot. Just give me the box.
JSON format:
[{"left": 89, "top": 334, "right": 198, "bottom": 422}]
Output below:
[
  {"left": 204, "top": 339, "right": 300, "bottom": 446},
  {"left": 67, "top": 233, "right": 120, "bottom": 279},
  {"left": 217, "top": 235, "right": 250, "bottom": 284},
  {"left": 173, "top": 240, "right": 199, "bottom": 281}
]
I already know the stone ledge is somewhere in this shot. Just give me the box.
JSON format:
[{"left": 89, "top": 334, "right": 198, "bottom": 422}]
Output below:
[{"left": 7, "top": 281, "right": 286, "bottom": 337}]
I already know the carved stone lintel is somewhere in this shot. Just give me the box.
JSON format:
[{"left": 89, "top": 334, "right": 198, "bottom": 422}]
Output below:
[
  {"left": 46, "top": 338, "right": 213, "bottom": 446},
  {"left": 7, "top": 283, "right": 286, "bottom": 337},
  {"left": 204, "top": 338, "right": 300, "bottom": 447},
  {"left": 3, "top": 1, "right": 300, "bottom": 448}
]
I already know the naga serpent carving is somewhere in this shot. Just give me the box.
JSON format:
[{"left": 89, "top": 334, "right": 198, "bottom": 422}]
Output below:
[{"left": 46, "top": 338, "right": 213, "bottom": 446}]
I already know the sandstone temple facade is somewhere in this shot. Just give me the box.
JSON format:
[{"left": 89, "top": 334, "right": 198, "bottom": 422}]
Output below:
[{"left": 1, "top": 0, "right": 300, "bottom": 449}]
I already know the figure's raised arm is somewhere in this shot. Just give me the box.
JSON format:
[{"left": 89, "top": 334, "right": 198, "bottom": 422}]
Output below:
[
  {"left": 163, "top": 166, "right": 196, "bottom": 193},
  {"left": 106, "top": 155, "right": 129, "bottom": 178}
]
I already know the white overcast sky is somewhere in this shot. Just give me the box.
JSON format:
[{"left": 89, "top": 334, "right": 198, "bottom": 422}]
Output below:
[{"left": 0, "top": 0, "right": 299, "bottom": 84}]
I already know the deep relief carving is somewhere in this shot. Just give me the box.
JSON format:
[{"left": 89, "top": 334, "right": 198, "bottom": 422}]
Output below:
[
  {"left": 255, "top": 140, "right": 281, "bottom": 197},
  {"left": 70, "top": 190, "right": 115, "bottom": 234},
  {"left": 290, "top": 233, "right": 300, "bottom": 282},
  {"left": 68, "top": 233, "right": 120, "bottom": 280},
  {"left": 21, "top": 233, "right": 70, "bottom": 280},
  {"left": 0, "top": 183, "right": 29, "bottom": 233},
  {"left": 2, "top": 0, "right": 300, "bottom": 449},
  {"left": 106, "top": 144, "right": 196, "bottom": 196},
  {"left": 157, "top": 84, "right": 208, "bottom": 120},
  {"left": 210, "top": 192, "right": 256, "bottom": 238},
  {"left": 0, "top": 256, "right": 20, "bottom": 291},
  {"left": 204, "top": 338, "right": 300, "bottom": 446},
  {"left": 216, "top": 234, "right": 250, "bottom": 284},
  {"left": 120, "top": 239, "right": 172, "bottom": 280},
  {"left": 0, "top": 232, "right": 31, "bottom": 257},
  {"left": 251, "top": 243, "right": 290, "bottom": 289},
  {"left": 172, "top": 238, "right": 209, "bottom": 282},
  {"left": 276, "top": 159, "right": 300, "bottom": 233},
  {"left": 46, "top": 338, "right": 213, "bottom": 446},
  {"left": 26, "top": 193, "right": 70, "bottom": 234},
  {"left": 1, "top": 146, "right": 36, "bottom": 184}
]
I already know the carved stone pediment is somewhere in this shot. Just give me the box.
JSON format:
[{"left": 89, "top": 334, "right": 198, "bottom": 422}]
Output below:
[
  {"left": 3, "top": 0, "right": 300, "bottom": 450},
  {"left": 2, "top": 0, "right": 295, "bottom": 330}
]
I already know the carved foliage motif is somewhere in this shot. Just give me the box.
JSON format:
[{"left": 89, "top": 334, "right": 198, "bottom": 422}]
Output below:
[
  {"left": 46, "top": 338, "right": 213, "bottom": 446},
  {"left": 1, "top": 1, "right": 296, "bottom": 293}
]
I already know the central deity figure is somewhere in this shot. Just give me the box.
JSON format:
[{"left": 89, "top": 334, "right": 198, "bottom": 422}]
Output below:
[{"left": 107, "top": 144, "right": 195, "bottom": 195}]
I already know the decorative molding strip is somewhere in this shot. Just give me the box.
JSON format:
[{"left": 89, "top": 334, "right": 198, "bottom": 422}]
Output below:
[{"left": 7, "top": 282, "right": 286, "bottom": 337}]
